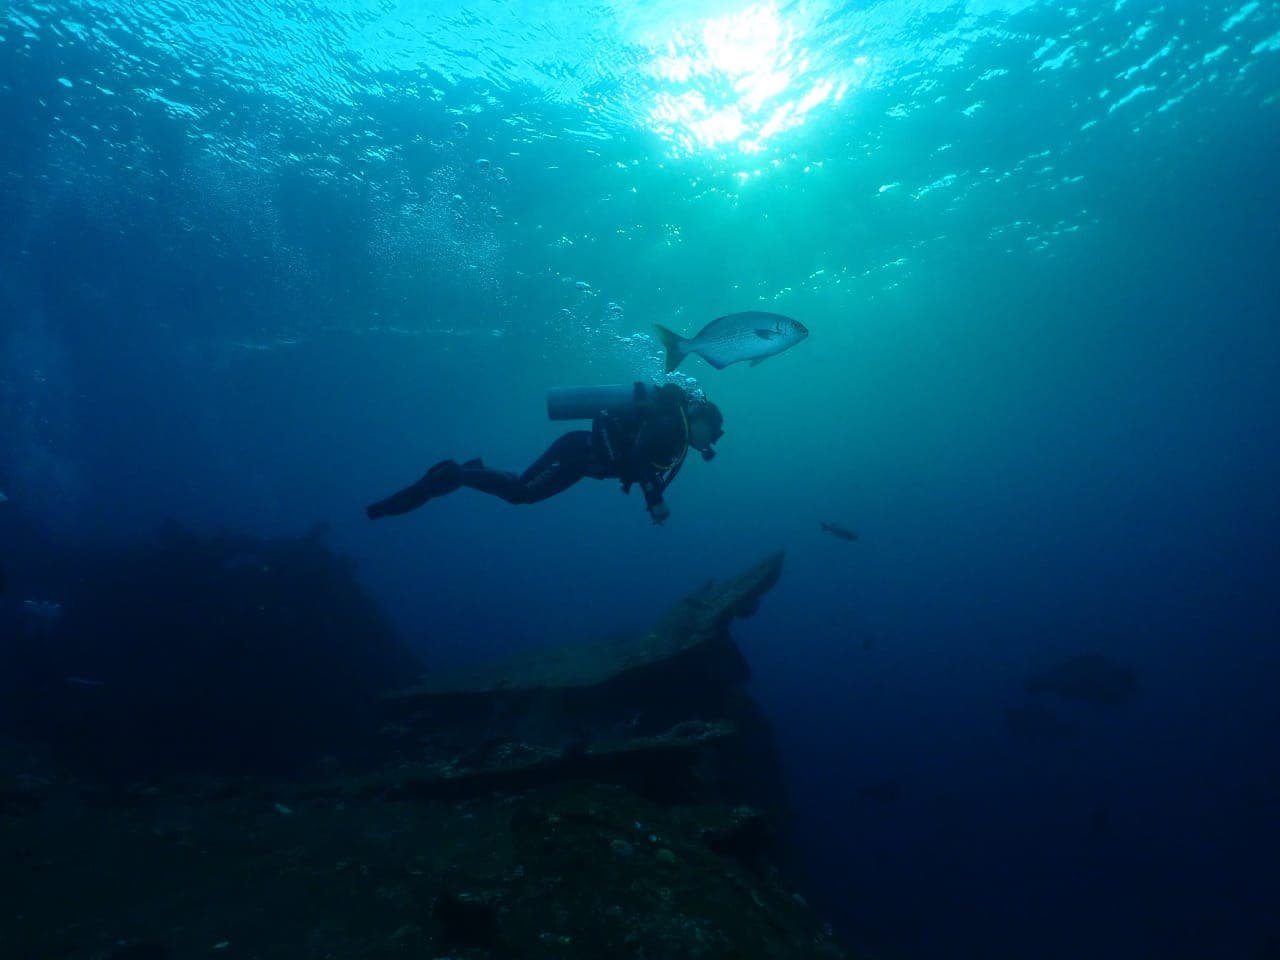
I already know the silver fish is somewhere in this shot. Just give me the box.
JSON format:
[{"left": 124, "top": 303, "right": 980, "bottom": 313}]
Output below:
[{"left": 653, "top": 311, "right": 808, "bottom": 373}]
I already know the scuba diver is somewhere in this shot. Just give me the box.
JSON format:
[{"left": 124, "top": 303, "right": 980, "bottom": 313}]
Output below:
[{"left": 366, "top": 382, "right": 723, "bottom": 525}]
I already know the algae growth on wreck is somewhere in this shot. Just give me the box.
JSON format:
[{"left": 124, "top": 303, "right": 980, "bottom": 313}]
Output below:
[{"left": 0, "top": 535, "right": 842, "bottom": 959}]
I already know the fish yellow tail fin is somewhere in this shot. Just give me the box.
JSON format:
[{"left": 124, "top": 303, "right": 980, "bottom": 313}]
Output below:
[{"left": 652, "top": 324, "right": 687, "bottom": 373}]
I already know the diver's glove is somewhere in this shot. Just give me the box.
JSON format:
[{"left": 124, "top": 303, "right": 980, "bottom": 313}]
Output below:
[{"left": 649, "top": 502, "right": 671, "bottom": 525}]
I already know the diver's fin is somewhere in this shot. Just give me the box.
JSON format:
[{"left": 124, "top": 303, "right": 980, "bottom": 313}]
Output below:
[
  {"left": 365, "top": 460, "right": 462, "bottom": 520},
  {"left": 424, "top": 459, "right": 463, "bottom": 493},
  {"left": 652, "top": 324, "right": 688, "bottom": 374}
]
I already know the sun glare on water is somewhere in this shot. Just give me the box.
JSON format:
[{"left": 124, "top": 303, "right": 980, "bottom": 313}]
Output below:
[{"left": 640, "top": 2, "right": 846, "bottom": 157}]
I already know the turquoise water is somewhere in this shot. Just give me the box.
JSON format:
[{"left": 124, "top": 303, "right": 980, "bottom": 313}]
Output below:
[{"left": 2, "top": 1, "right": 1280, "bottom": 957}]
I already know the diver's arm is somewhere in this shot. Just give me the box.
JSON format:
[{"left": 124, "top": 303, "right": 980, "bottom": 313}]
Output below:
[
  {"left": 638, "top": 471, "right": 670, "bottom": 523},
  {"left": 640, "top": 457, "right": 686, "bottom": 523},
  {"left": 639, "top": 473, "right": 665, "bottom": 509},
  {"left": 640, "top": 488, "right": 670, "bottom": 527}
]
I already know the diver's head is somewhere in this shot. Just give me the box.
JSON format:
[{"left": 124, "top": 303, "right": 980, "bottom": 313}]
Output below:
[{"left": 686, "top": 399, "right": 724, "bottom": 461}]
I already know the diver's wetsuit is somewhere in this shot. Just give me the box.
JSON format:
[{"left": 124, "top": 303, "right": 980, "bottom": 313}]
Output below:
[
  {"left": 367, "top": 391, "right": 690, "bottom": 519},
  {"left": 462, "top": 404, "right": 688, "bottom": 511}
]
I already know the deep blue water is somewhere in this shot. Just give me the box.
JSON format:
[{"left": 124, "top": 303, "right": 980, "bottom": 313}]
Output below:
[{"left": 3, "top": 0, "right": 1280, "bottom": 957}]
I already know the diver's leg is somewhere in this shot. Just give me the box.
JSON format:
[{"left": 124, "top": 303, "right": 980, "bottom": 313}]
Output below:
[
  {"left": 460, "top": 432, "right": 592, "bottom": 505},
  {"left": 454, "top": 466, "right": 527, "bottom": 503},
  {"left": 366, "top": 459, "right": 463, "bottom": 519}
]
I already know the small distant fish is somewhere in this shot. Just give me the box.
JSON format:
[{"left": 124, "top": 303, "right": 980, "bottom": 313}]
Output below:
[
  {"left": 0, "top": 490, "right": 8, "bottom": 503},
  {"left": 820, "top": 521, "right": 858, "bottom": 542},
  {"left": 65, "top": 676, "right": 104, "bottom": 688},
  {"left": 653, "top": 311, "right": 808, "bottom": 373}
]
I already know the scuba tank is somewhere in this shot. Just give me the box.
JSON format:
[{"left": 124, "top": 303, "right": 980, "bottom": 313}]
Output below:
[{"left": 546, "top": 382, "right": 657, "bottom": 421}]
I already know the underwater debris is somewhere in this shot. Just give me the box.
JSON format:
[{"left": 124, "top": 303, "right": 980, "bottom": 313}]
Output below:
[
  {"left": 6, "top": 774, "right": 852, "bottom": 958},
  {"left": 0, "top": 551, "right": 846, "bottom": 960},
  {"left": 365, "top": 553, "right": 787, "bottom": 806},
  {"left": 397, "top": 551, "right": 781, "bottom": 696},
  {"left": 434, "top": 890, "right": 501, "bottom": 949},
  {"left": 700, "top": 805, "right": 773, "bottom": 865},
  {"left": 1, "top": 521, "right": 419, "bottom": 777}
]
